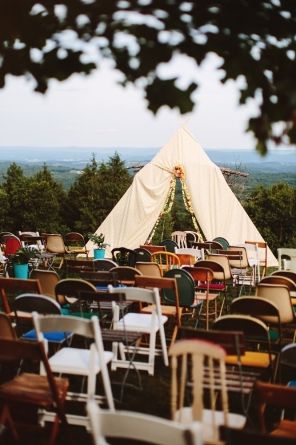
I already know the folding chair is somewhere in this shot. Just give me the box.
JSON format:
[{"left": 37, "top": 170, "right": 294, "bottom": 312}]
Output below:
[
  {"left": 0, "top": 328, "right": 69, "bottom": 445},
  {"left": 109, "top": 285, "right": 168, "bottom": 375},
  {"left": 32, "top": 313, "right": 114, "bottom": 427},
  {"left": 87, "top": 399, "right": 203, "bottom": 445}
]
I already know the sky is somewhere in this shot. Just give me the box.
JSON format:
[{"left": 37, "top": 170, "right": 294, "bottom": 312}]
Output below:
[{"left": 0, "top": 54, "right": 261, "bottom": 151}]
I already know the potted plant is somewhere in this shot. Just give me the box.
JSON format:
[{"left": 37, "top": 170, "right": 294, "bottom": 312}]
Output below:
[
  {"left": 88, "top": 233, "right": 108, "bottom": 259},
  {"left": 12, "top": 246, "right": 38, "bottom": 278}
]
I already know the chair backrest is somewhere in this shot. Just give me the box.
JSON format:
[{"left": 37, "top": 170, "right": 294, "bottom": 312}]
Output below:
[
  {"left": 4, "top": 235, "right": 22, "bottom": 256},
  {"left": 109, "top": 266, "right": 142, "bottom": 284},
  {"left": 256, "top": 283, "right": 295, "bottom": 323},
  {"left": 164, "top": 268, "right": 195, "bottom": 307},
  {"left": 176, "top": 253, "right": 196, "bottom": 266},
  {"left": 79, "top": 270, "right": 119, "bottom": 287},
  {"left": 0, "top": 277, "right": 42, "bottom": 313},
  {"left": 271, "top": 270, "right": 296, "bottom": 284},
  {"left": 254, "top": 381, "right": 296, "bottom": 434},
  {"left": 86, "top": 399, "right": 203, "bottom": 445},
  {"left": 220, "top": 425, "right": 296, "bottom": 445},
  {"left": 193, "top": 260, "right": 226, "bottom": 282},
  {"left": 133, "top": 247, "right": 152, "bottom": 262},
  {"left": 0, "top": 312, "right": 17, "bottom": 339},
  {"left": 245, "top": 241, "right": 267, "bottom": 276},
  {"left": 151, "top": 251, "right": 181, "bottom": 273},
  {"left": 169, "top": 338, "right": 228, "bottom": 442},
  {"left": 111, "top": 247, "right": 137, "bottom": 267},
  {"left": 14, "top": 293, "right": 62, "bottom": 315},
  {"left": 227, "top": 246, "right": 249, "bottom": 269},
  {"left": 230, "top": 296, "right": 281, "bottom": 338},
  {"left": 134, "top": 275, "right": 180, "bottom": 309},
  {"left": 108, "top": 284, "right": 161, "bottom": 306},
  {"left": 64, "top": 231, "right": 85, "bottom": 246},
  {"left": 171, "top": 231, "right": 187, "bottom": 248},
  {"left": 259, "top": 275, "right": 296, "bottom": 292},
  {"left": 159, "top": 239, "right": 178, "bottom": 253},
  {"left": 140, "top": 244, "right": 167, "bottom": 254},
  {"left": 213, "top": 237, "right": 230, "bottom": 250},
  {"left": 54, "top": 278, "right": 98, "bottom": 306},
  {"left": 44, "top": 233, "right": 66, "bottom": 254},
  {"left": 135, "top": 261, "right": 162, "bottom": 277},
  {"left": 30, "top": 269, "right": 60, "bottom": 298},
  {"left": 93, "top": 259, "right": 118, "bottom": 271},
  {"left": 205, "top": 254, "right": 233, "bottom": 280}
]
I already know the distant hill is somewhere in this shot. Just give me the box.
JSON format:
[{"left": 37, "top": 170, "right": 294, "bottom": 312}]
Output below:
[{"left": 0, "top": 146, "right": 295, "bottom": 189}]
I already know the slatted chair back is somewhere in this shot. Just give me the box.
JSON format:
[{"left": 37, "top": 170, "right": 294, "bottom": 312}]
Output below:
[
  {"left": 169, "top": 338, "right": 246, "bottom": 443},
  {"left": 151, "top": 251, "right": 181, "bottom": 274}
]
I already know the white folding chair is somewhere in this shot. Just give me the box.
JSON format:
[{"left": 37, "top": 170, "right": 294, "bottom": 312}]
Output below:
[
  {"left": 108, "top": 285, "right": 169, "bottom": 375},
  {"left": 87, "top": 400, "right": 203, "bottom": 445},
  {"left": 32, "top": 313, "right": 114, "bottom": 427}
]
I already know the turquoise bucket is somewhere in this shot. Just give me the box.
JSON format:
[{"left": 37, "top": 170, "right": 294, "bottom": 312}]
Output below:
[
  {"left": 13, "top": 263, "right": 29, "bottom": 279},
  {"left": 94, "top": 248, "right": 105, "bottom": 259}
]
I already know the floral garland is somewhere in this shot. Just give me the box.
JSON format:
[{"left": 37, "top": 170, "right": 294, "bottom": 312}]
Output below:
[{"left": 146, "top": 164, "right": 204, "bottom": 243}]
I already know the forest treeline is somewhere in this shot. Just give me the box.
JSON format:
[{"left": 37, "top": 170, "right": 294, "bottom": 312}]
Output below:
[{"left": 0, "top": 153, "right": 295, "bottom": 256}]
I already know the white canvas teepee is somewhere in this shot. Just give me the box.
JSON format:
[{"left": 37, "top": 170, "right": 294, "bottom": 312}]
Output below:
[{"left": 87, "top": 126, "right": 277, "bottom": 266}]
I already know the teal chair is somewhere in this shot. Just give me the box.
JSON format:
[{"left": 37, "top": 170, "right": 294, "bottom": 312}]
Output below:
[{"left": 159, "top": 239, "right": 178, "bottom": 253}]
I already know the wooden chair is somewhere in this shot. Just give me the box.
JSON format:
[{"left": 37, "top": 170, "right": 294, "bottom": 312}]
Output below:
[
  {"left": 0, "top": 277, "right": 42, "bottom": 315},
  {"left": 140, "top": 244, "right": 166, "bottom": 254},
  {"left": 220, "top": 425, "right": 296, "bottom": 445},
  {"left": 135, "top": 275, "right": 182, "bottom": 345},
  {"left": 30, "top": 268, "right": 60, "bottom": 299},
  {"left": 111, "top": 247, "right": 137, "bottom": 267},
  {"left": 254, "top": 381, "right": 296, "bottom": 440},
  {"left": 0, "top": 320, "right": 69, "bottom": 445},
  {"left": 87, "top": 399, "right": 203, "bottom": 445},
  {"left": 169, "top": 338, "right": 246, "bottom": 443},
  {"left": 151, "top": 251, "right": 181, "bottom": 274}
]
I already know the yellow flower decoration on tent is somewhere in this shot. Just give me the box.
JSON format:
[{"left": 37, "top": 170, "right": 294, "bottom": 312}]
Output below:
[{"left": 173, "top": 165, "right": 185, "bottom": 179}]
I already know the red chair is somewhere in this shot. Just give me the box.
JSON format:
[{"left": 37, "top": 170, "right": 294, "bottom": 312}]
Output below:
[{"left": 3, "top": 235, "right": 21, "bottom": 256}]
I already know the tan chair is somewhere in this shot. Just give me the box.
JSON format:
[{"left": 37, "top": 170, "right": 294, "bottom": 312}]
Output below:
[
  {"left": 30, "top": 269, "right": 60, "bottom": 299},
  {"left": 0, "top": 314, "right": 69, "bottom": 445},
  {"left": 63, "top": 232, "right": 89, "bottom": 257},
  {"left": 135, "top": 275, "right": 182, "bottom": 345},
  {"left": 151, "top": 251, "right": 181, "bottom": 275},
  {"left": 169, "top": 338, "right": 246, "bottom": 443},
  {"left": 135, "top": 261, "right": 162, "bottom": 277},
  {"left": 259, "top": 275, "right": 296, "bottom": 302},
  {"left": 256, "top": 283, "right": 296, "bottom": 342}
]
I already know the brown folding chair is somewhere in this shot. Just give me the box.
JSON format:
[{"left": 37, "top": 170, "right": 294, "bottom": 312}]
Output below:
[{"left": 0, "top": 323, "right": 69, "bottom": 445}]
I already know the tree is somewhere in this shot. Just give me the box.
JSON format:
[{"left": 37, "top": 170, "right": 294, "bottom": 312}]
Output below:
[
  {"left": 1, "top": 1, "right": 296, "bottom": 152},
  {"left": 65, "top": 153, "right": 132, "bottom": 235},
  {"left": 243, "top": 183, "right": 296, "bottom": 254}
]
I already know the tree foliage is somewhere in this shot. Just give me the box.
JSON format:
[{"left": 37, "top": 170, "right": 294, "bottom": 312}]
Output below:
[
  {"left": 1, "top": 1, "right": 296, "bottom": 152},
  {"left": 65, "top": 154, "right": 132, "bottom": 235},
  {"left": 243, "top": 182, "right": 296, "bottom": 254}
]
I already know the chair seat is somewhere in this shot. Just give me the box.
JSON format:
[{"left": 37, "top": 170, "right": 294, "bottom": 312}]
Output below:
[
  {"left": 197, "top": 283, "right": 225, "bottom": 291},
  {"left": 22, "top": 329, "right": 72, "bottom": 343},
  {"left": 174, "top": 407, "right": 246, "bottom": 441},
  {"left": 48, "top": 347, "right": 114, "bottom": 375},
  {"left": 194, "top": 292, "right": 219, "bottom": 302},
  {"left": 141, "top": 304, "right": 183, "bottom": 317},
  {"left": 0, "top": 372, "right": 68, "bottom": 406},
  {"left": 271, "top": 420, "right": 296, "bottom": 438},
  {"left": 226, "top": 351, "right": 276, "bottom": 368},
  {"left": 116, "top": 313, "right": 168, "bottom": 333}
]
